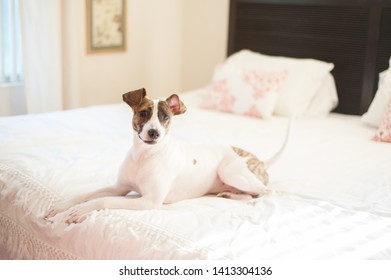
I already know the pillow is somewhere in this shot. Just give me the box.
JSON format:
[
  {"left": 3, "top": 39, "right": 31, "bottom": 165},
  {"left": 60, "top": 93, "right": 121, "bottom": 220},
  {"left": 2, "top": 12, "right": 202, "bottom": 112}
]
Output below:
[
  {"left": 362, "top": 66, "right": 391, "bottom": 127},
  {"left": 225, "top": 50, "right": 334, "bottom": 116},
  {"left": 379, "top": 69, "right": 387, "bottom": 88},
  {"left": 201, "top": 63, "right": 287, "bottom": 118},
  {"left": 304, "top": 73, "right": 339, "bottom": 117},
  {"left": 373, "top": 97, "right": 391, "bottom": 143}
]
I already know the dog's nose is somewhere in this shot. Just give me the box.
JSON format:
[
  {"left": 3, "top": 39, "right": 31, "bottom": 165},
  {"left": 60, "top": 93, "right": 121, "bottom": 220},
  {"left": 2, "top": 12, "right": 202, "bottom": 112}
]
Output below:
[{"left": 148, "top": 129, "right": 160, "bottom": 140}]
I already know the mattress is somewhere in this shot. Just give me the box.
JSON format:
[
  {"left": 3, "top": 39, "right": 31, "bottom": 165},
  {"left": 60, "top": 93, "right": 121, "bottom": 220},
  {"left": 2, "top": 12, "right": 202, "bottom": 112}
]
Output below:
[{"left": 1, "top": 91, "right": 391, "bottom": 259}]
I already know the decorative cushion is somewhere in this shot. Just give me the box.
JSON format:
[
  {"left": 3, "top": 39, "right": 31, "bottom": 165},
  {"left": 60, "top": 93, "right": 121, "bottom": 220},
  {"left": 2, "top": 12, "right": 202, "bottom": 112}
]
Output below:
[
  {"left": 201, "top": 63, "right": 287, "bottom": 118},
  {"left": 373, "top": 97, "right": 391, "bottom": 143},
  {"left": 304, "top": 73, "right": 339, "bottom": 117},
  {"left": 362, "top": 59, "right": 391, "bottom": 127},
  {"left": 225, "top": 50, "right": 334, "bottom": 116}
]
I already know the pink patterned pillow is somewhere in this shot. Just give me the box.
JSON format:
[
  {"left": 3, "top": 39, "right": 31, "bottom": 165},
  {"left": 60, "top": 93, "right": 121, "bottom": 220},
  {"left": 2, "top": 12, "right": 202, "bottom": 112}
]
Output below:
[
  {"left": 225, "top": 50, "right": 334, "bottom": 116},
  {"left": 201, "top": 64, "right": 288, "bottom": 118},
  {"left": 373, "top": 97, "right": 391, "bottom": 143}
]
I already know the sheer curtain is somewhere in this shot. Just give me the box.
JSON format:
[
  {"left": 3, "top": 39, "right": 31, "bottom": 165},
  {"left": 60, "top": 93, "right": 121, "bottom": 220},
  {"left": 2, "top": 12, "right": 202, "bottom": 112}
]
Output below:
[
  {"left": 19, "top": 0, "right": 63, "bottom": 113},
  {"left": 0, "top": 0, "right": 23, "bottom": 84}
]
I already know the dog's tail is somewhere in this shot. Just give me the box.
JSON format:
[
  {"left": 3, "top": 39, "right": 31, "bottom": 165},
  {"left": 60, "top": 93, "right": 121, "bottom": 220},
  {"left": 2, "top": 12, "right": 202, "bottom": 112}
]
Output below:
[{"left": 264, "top": 117, "right": 294, "bottom": 169}]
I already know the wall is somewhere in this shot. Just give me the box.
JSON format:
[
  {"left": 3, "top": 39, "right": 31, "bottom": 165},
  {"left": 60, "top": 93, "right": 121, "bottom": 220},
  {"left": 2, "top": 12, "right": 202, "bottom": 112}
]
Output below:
[
  {"left": 181, "top": 0, "right": 229, "bottom": 92},
  {"left": 62, "top": 0, "right": 229, "bottom": 108},
  {"left": 128, "top": 0, "right": 183, "bottom": 97}
]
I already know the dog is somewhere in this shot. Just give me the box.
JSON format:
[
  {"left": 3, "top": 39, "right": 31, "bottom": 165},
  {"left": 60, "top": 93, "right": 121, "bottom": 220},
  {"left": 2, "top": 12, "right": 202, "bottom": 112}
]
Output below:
[{"left": 45, "top": 88, "right": 290, "bottom": 224}]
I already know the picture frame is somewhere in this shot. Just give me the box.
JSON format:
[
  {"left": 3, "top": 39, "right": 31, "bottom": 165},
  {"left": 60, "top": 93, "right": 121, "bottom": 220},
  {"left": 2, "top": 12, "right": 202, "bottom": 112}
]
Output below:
[{"left": 86, "top": 0, "right": 126, "bottom": 53}]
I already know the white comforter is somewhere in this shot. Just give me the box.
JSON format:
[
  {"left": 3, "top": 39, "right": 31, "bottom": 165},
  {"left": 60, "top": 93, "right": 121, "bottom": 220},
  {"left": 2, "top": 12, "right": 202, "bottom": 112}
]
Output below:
[{"left": 1, "top": 95, "right": 391, "bottom": 259}]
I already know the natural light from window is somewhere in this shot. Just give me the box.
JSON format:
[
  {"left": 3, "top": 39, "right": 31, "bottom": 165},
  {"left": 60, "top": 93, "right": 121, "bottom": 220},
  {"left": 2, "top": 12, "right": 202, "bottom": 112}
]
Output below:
[{"left": 0, "top": 0, "right": 23, "bottom": 85}]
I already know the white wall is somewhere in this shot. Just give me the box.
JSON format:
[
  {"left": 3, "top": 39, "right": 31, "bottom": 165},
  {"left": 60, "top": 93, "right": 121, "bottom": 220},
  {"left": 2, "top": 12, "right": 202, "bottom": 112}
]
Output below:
[
  {"left": 181, "top": 0, "right": 229, "bottom": 92},
  {"left": 129, "top": 0, "right": 183, "bottom": 97},
  {"left": 62, "top": 0, "right": 229, "bottom": 107}
]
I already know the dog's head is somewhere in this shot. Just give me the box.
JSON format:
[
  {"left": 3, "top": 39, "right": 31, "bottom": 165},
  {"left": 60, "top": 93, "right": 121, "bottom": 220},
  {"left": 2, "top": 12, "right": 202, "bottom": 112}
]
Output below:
[{"left": 123, "top": 88, "right": 187, "bottom": 145}]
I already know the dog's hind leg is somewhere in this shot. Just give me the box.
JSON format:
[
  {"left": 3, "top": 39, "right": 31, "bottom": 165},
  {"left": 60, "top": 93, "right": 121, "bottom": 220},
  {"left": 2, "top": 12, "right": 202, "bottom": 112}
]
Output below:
[
  {"left": 216, "top": 191, "right": 254, "bottom": 200},
  {"left": 217, "top": 149, "right": 269, "bottom": 199}
]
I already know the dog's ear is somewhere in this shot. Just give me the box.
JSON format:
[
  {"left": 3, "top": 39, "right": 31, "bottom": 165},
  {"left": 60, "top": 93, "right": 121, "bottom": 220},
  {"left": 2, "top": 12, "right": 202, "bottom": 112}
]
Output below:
[
  {"left": 123, "top": 88, "right": 146, "bottom": 108},
  {"left": 166, "top": 94, "right": 187, "bottom": 115}
]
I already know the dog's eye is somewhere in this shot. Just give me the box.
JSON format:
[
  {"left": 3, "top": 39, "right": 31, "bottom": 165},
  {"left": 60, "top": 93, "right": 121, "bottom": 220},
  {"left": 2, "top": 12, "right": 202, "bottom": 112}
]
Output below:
[
  {"left": 139, "top": 110, "right": 148, "bottom": 118},
  {"left": 162, "top": 114, "right": 169, "bottom": 121}
]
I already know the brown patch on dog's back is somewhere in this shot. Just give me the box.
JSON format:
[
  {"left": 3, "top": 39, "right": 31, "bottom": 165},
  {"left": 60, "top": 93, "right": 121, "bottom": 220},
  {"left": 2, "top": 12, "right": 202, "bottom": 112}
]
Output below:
[
  {"left": 232, "top": 147, "right": 251, "bottom": 157},
  {"left": 232, "top": 147, "right": 269, "bottom": 185}
]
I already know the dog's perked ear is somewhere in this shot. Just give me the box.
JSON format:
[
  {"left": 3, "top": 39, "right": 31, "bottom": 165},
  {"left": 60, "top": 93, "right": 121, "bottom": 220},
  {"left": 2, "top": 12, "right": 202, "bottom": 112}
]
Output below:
[
  {"left": 166, "top": 94, "right": 187, "bottom": 115},
  {"left": 123, "top": 88, "right": 146, "bottom": 108}
]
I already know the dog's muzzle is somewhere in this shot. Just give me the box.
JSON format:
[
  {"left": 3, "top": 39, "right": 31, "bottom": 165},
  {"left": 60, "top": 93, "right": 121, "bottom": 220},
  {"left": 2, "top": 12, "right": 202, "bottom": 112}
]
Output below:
[{"left": 138, "top": 128, "right": 160, "bottom": 145}]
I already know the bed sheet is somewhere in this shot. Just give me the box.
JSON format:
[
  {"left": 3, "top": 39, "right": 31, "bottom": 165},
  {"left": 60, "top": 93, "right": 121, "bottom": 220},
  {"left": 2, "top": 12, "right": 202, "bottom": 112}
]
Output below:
[{"left": 1, "top": 93, "right": 391, "bottom": 259}]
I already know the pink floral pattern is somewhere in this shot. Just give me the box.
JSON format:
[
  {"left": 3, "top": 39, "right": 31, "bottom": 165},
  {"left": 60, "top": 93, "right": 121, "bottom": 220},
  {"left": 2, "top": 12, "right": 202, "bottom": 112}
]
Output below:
[
  {"left": 202, "top": 79, "right": 236, "bottom": 113},
  {"left": 373, "top": 97, "right": 391, "bottom": 143},
  {"left": 245, "top": 105, "right": 263, "bottom": 118},
  {"left": 243, "top": 69, "right": 288, "bottom": 99},
  {"left": 201, "top": 63, "right": 289, "bottom": 118}
]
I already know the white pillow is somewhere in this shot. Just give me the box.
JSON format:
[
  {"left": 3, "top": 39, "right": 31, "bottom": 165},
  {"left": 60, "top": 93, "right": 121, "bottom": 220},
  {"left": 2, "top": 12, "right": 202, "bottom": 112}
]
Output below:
[
  {"left": 362, "top": 66, "right": 391, "bottom": 127},
  {"left": 373, "top": 96, "right": 391, "bottom": 143},
  {"left": 304, "top": 73, "right": 339, "bottom": 117},
  {"left": 225, "top": 50, "right": 334, "bottom": 116},
  {"left": 379, "top": 69, "right": 387, "bottom": 88},
  {"left": 201, "top": 63, "right": 287, "bottom": 118}
]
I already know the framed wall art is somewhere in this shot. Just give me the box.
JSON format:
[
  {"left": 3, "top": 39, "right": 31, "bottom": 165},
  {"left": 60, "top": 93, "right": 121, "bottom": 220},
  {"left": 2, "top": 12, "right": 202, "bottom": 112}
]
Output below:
[{"left": 86, "top": 0, "right": 126, "bottom": 53}]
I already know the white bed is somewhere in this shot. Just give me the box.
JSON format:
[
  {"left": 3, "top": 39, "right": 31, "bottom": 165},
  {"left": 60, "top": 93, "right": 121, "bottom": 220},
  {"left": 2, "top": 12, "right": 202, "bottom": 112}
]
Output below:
[
  {"left": 2, "top": 0, "right": 391, "bottom": 260},
  {"left": 1, "top": 87, "right": 391, "bottom": 259}
]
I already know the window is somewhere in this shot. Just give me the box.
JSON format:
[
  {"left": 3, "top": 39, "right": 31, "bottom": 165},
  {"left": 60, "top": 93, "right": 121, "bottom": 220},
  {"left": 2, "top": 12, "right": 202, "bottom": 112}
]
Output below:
[{"left": 0, "top": 0, "right": 23, "bottom": 84}]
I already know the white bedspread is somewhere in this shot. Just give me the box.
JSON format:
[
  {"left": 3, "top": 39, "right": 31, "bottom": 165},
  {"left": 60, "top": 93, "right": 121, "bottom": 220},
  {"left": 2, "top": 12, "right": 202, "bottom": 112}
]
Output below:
[{"left": 1, "top": 94, "right": 391, "bottom": 259}]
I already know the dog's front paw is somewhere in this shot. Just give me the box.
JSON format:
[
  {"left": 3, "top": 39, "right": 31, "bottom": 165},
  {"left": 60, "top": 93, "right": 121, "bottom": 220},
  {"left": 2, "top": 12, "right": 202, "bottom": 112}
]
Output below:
[
  {"left": 65, "top": 207, "right": 88, "bottom": 224},
  {"left": 44, "top": 209, "right": 58, "bottom": 221},
  {"left": 44, "top": 201, "right": 74, "bottom": 221},
  {"left": 44, "top": 207, "right": 67, "bottom": 221}
]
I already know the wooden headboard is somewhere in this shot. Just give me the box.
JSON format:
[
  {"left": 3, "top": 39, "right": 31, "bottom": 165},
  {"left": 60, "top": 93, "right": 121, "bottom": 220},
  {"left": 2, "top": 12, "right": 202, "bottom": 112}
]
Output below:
[{"left": 228, "top": 0, "right": 391, "bottom": 115}]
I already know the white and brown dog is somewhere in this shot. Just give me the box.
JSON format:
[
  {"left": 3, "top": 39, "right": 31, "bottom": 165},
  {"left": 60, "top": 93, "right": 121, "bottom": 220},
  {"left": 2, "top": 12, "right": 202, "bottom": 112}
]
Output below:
[{"left": 45, "top": 88, "right": 289, "bottom": 224}]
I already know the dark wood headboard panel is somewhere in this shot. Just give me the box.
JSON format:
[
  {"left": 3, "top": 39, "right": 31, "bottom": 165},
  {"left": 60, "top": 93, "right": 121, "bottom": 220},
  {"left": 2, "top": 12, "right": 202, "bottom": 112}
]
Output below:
[{"left": 228, "top": 0, "right": 391, "bottom": 115}]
